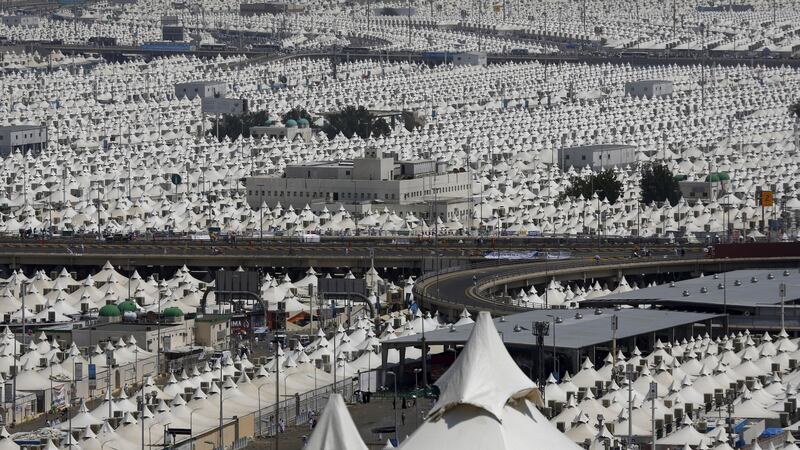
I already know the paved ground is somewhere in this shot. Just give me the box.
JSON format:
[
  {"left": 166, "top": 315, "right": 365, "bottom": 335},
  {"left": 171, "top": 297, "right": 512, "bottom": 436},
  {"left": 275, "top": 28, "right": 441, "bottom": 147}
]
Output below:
[{"left": 247, "top": 396, "right": 429, "bottom": 450}]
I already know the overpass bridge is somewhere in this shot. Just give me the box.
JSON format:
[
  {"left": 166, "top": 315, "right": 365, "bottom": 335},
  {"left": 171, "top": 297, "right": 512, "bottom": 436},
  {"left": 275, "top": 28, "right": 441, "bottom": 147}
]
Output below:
[
  {"left": 414, "top": 255, "right": 800, "bottom": 320},
  {"left": 0, "top": 236, "right": 686, "bottom": 272}
]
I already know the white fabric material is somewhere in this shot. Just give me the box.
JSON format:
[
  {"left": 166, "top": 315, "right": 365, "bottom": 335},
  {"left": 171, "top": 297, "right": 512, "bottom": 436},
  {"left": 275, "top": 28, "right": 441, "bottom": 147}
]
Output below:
[
  {"left": 430, "top": 311, "right": 537, "bottom": 421},
  {"left": 304, "top": 393, "right": 368, "bottom": 450}
]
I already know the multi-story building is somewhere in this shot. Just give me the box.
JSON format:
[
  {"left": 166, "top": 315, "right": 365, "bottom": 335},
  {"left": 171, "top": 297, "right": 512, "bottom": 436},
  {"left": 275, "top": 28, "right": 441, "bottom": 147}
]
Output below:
[
  {"left": 246, "top": 148, "right": 472, "bottom": 222},
  {"left": 624, "top": 80, "right": 674, "bottom": 98},
  {"left": 557, "top": 144, "right": 637, "bottom": 171},
  {"left": 0, "top": 125, "right": 48, "bottom": 156},
  {"left": 174, "top": 81, "right": 227, "bottom": 100},
  {"left": 1, "top": 15, "right": 39, "bottom": 27},
  {"left": 678, "top": 172, "right": 731, "bottom": 204}
]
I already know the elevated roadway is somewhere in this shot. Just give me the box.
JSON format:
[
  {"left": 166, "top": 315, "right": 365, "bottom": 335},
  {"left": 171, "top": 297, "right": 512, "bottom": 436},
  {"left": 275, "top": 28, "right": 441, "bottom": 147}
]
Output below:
[
  {"left": 22, "top": 44, "right": 800, "bottom": 68},
  {"left": 0, "top": 236, "right": 683, "bottom": 270},
  {"left": 414, "top": 254, "right": 800, "bottom": 319}
]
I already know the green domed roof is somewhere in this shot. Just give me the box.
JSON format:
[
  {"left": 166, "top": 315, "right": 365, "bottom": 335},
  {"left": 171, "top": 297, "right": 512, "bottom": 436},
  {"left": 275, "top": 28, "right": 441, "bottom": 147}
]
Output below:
[
  {"left": 99, "top": 304, "right": 121, "bottom": 317},
  {"left": 297, "top": 118, "right": 309, "bottom": 127},
  {"left": 705, "top": 171, "right": 730, "bottom": 183},
  {"left": 285, "top": 119, "right": 298, "bottom": 128},
  {"left": 118, "top": 300, "right": 138, "bottom": 313},
  {"left": 163, "top": 307, "right": 184, "bottom": 318}
]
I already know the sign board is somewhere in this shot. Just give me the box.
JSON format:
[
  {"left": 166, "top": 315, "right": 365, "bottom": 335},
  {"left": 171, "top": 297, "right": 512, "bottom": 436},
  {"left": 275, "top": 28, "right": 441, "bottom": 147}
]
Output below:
[
  {"left": 318, "top": 278, "right": 367, "bottom": 298},
  {"left": 231, "top": 314, "right": 251, "bottom": 336},
  {"left": 74, "top": 362, "right": 83, "bottom": 381},
  {"left": 167, "top": 428, "right": 192, "bottom": 436},
  {"left": 780, "top": 283, "right": 787, "bottom": 298},
  {"left": 215, "top": 270, "right": 260, "bottom": 303},
  {"left": 202, "top": 97, "right": 248, "bottom": 115},
  {"left": 761, "top": 190, "right": 774, "bottom": 207},
  {"left": 611, "top": 315, "right": 618, "bottom": 331},
  {"left": 171, "top": 174, "right": 182, "bottom": 185},
  {"left": 88, "top": 363, "right": 96, "bottom": 380}
]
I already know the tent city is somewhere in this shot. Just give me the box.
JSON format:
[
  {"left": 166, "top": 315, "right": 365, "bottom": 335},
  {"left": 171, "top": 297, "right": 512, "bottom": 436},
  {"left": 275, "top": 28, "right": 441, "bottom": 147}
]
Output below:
[{"left": 2, "top": 0, "right": 800, "bottom": 449}]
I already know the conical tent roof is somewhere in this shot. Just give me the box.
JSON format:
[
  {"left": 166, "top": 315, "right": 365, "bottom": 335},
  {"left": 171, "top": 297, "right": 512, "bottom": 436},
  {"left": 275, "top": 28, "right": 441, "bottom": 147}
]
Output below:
[
  {"left": 304, "top": 393, "right": 368, "bottom": 450},
  {"left": 429, "top": 311, "right": 538, "bottom": 421},
  {"left": 400, "top": 311, "right": 581, "bottom": 450}
]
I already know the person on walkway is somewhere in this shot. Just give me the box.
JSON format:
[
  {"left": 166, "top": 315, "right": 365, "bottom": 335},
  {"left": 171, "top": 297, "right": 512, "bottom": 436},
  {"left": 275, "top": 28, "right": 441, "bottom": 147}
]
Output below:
[
  {"left": 278, "top": 418, "right": 285, "bottom": 433},
  {"left": 401, "top": 412, "right": 406, "bottom": 426}
]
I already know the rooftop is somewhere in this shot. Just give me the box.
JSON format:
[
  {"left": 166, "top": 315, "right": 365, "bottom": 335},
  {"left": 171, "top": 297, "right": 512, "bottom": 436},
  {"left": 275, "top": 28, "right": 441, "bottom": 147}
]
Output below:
[
  {"left": 591, "top": 269, "right": 800, "bottom": 308},
  {"left": 0, "top": 124, "right": 45, "bottom": 131},
  {"left": 81, "top": 321, "right": 181, "bottom": 332},
  {"left": 562, "top": 144, "right": 636, "bottom": 151},
  {"left": 385, "top": 308, "right": 722, "bottom": 350}
]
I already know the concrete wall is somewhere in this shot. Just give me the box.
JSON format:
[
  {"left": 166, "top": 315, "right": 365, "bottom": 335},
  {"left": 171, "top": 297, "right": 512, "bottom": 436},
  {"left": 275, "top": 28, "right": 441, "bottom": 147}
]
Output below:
[
  {"left": 246, "top": 172, "right": 470, "bottom": 210},
  {"left": 625, "top": 80, "right": 673, "bottom": 98},
  {"left": 175, "top": 82, "right": 227, "bottom": 100},
  {"left": 0, "top": 126, "right": 47, "bottom": 156},
  {"left": 558, "top": 145, "right": 636, "bottom": 171}
]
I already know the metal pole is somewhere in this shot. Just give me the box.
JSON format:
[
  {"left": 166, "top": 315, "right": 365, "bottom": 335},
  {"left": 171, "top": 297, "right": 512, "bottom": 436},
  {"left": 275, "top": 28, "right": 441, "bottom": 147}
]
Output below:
[
  {"left": 218, "top": 361, "right": 223, "bottom": 449},
  {"left": 157, "top": 288, "right": 161, "bottom": 376},
  {"left": 627, "top": 365, "right": 632, "bottom": 449},
  {"left": 274, "top": 340, "right": 280, "bottom": 450},
  {"left": 651, "top": 382, "right": 657, "bottom": 449}
]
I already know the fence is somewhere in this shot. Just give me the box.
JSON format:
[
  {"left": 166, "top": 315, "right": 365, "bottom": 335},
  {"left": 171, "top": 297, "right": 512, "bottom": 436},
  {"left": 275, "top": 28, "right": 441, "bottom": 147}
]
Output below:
[{"left": 253, "top": 377, "right": 357, "bottom": 437}]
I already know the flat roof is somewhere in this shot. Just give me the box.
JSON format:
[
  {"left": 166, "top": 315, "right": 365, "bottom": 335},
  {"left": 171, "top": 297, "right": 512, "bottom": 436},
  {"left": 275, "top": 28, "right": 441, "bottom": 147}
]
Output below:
[
  {"left": 386, "top": 308, "right": 722, "bottom": 350},
  {"left": 80, "top": 322, "right": 180, "bottom": 332},
  {"left": 562, "top": 144, "right": 636, "bottom": 151},
  {"left": 592, "top": 269, "right": 800, "bottom": 308},
  {"left": 0, "top": 125, "right": 45, "bottom": 131}
]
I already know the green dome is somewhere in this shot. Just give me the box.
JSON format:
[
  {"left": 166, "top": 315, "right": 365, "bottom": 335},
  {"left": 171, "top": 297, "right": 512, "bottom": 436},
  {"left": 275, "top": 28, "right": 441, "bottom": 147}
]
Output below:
[
  {"left": 674, "top": 174, "right": 687, "bottom": 181},
  {"left": 163, "top": 307, "right": 184, "bottom": 318},
  {"left": 99, "top": 304, "right": 121, "bottom": 317},
  {"left": 285, "top": 119, "right": 298, "bottom": 128},
  {"left": 297, "top": 118, "right": 309, "bottom": 127},
  {"left": 705, "top": 172, "right": 729, "bottom": 183},
  {"left": 118, "top": 301, "right": 138, "bottom": 313}
]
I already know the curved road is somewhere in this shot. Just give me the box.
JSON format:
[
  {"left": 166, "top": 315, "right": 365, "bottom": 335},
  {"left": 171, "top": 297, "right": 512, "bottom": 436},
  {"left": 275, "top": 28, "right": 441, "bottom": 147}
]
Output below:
[{"left": 414, "top": 252, "right": 800, "bottom": 319}]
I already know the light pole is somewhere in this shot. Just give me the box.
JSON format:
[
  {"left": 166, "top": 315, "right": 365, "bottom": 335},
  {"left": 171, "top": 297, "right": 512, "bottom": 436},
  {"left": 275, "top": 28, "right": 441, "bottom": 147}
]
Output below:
[
  {"left": 257, "top": 383, "right": 270, "bottom": 436},
  {"left": 545, "top": 315, "right": 561, "bottom": 377},
  {"left": 385, "top": 371, "right": 398, "bottom": 443},
  {"left": 532, "top": 321, "right": 550, "bottom": 400},
  {"left": 149, "top": 422, "right": 166, "bottom": 449},
  {"left": 189, "top": 407, "right": 201, "bottom": 450},
  {"left": 413, "top": 368, "right": 422, "bottom": 390}
]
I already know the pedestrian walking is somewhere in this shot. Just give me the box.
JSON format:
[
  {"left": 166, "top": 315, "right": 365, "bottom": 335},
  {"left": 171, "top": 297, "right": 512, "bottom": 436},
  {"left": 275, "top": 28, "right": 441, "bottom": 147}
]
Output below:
[
  {"left": 401, "top": 412, "right": 406, "bottom": 426},
  {"left": 278, "top": 418, "right": 285, "bottom": 433}
]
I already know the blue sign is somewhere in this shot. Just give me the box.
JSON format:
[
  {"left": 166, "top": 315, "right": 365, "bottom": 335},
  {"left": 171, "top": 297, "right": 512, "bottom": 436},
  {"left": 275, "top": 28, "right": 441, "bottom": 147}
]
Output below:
[{"left": 88, "top": 363, "right": 96, "bottom": 380}]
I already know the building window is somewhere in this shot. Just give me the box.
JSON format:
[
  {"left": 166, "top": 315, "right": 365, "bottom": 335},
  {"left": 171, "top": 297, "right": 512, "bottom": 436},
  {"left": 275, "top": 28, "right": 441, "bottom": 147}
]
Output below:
[
  {"left": 346, "top": 171, "right": 350, "bottom": 176},
  {"left": 581, "top": 155, "right": 586, "bottom": 160}
]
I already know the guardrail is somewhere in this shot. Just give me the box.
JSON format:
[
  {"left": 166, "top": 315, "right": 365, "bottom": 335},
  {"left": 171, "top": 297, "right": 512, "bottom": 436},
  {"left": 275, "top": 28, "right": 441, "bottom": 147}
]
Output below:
[{"left": 253, "top": 377, "right": 356, "bottom": 437}]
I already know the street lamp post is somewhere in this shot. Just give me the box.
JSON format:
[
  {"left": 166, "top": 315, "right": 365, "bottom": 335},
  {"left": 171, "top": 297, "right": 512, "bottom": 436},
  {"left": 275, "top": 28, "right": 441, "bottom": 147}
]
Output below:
[
  {"left": 385, "top": 371, "right": 399, "bottom": 443},
  {"left": 532, "top": 321, "right": 550, "bottom": 400},
  {"left": 189, "top": 407, "right": 201, "bottom": 450}
]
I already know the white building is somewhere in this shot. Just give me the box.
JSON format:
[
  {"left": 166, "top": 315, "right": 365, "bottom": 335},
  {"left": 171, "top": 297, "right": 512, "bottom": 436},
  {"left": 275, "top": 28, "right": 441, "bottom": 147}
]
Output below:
[
  {"left": 624, "top": 80, "right": 673, "bottom": 98},
  {"left": 250, "top": 119, "right": 312, "bottom": 142},
  {"left": 246, "top": 148, "right": 472, "bottom": 221},
  {"left": 453, "top": 52, "right": 487, "bottom": 66},
  {"left": 557, "top": 144, "right": 637, "bottom": 171},
  {"left": 174, "top": 81, "right": 227, "bottom": 100},
  {"left": 0, "top": 124, "right": 48, "bottom": 156},
  {"left": 1, "top": 15, "right": 39, "bottom": 27}
]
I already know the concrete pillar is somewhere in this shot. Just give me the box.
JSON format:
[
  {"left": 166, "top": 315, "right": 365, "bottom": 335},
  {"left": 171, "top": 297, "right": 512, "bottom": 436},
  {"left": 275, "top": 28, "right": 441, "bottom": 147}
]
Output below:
[
  {"left": 380, "top": 346, "right": 389, "bottom": 386},
  {"left": 398, "top": 347, "right": 407, "bottom": 386}
]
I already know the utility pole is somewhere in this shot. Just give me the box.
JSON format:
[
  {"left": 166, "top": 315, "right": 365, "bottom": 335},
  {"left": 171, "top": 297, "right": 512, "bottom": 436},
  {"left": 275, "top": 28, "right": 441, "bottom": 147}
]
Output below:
[{"left": 274, "top": 339, "right": 280, "bottom": 450}]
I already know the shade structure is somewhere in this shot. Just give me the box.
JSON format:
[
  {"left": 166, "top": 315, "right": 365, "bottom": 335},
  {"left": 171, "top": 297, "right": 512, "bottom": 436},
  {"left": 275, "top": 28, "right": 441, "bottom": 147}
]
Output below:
[
  {"left": 304, "top": 393, "right": 368, "bottom": 450},
  {"left": 400, "top": 312, "right": 581, "bottom": 450}
]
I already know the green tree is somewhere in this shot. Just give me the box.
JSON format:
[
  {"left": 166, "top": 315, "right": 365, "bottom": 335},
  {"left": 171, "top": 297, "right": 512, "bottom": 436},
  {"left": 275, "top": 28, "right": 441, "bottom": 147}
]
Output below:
[
  {"left": 563, "top": 169, "right": 623, "bottom": 204},
  {"left": 790, "top": 99, "right": 800, "bottom": 119},
  {"left": 322, "top": 106, "right": 391, "bottom": 140},
  {"left": 640, "top": 163, "right": 682, "bottom": 206},
  {"left": 282, "top": 107, "right": 314, "bottom": 125},
  {"left": 211, "top": 110, "right": 270, "bottom": 142},
  {"left": 402, "top": 110, "right": 426, "bottom": 132}
]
